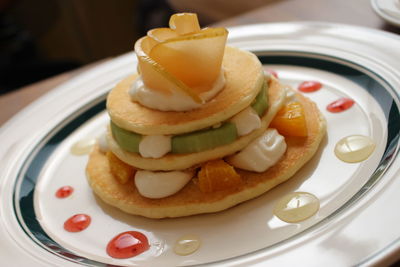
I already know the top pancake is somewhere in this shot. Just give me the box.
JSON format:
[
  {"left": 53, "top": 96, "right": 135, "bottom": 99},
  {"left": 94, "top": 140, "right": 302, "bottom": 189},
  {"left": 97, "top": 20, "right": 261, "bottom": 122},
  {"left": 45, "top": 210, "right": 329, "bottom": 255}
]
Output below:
[{"left": 107, "top": 46, "right": 264, "bottom": 135}]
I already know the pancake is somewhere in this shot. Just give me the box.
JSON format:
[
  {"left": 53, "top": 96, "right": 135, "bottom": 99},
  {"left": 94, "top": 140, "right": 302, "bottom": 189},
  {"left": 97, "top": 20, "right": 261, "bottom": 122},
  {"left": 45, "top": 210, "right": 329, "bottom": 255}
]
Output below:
[
  {"left": 107, "top": 46, "right": 264, "bottom": 135},
  {"left": 107, "top": 76, "right": 286, "bottom": 171},
  {"left": 86, "top": 90, "right": 326, "bottom": 218}
]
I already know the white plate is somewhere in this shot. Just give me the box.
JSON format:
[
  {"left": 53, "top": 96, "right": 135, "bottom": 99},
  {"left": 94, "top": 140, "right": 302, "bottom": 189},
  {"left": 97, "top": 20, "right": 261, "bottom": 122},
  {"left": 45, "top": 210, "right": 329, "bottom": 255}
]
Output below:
[
  {"left": 371, "top": 0, "right": 400, "bottom": 27},
  {"left": 1, "top": 22, "right": 400, "bottom": 266}
]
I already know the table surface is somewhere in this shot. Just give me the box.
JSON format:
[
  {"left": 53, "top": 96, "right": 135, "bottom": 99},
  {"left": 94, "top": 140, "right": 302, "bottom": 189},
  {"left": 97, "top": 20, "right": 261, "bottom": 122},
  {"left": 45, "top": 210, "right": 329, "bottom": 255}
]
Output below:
[{"left": 1, "top": 0, "right": 399, "bottom": 127}]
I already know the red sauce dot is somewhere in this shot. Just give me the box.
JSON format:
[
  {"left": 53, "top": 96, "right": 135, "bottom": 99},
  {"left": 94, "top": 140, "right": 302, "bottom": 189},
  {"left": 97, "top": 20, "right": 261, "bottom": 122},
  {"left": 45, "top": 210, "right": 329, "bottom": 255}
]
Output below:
[
  {"left": 64, "top": 214, "right": 91, "bottom": 232},
  {"left": 266, "top": 69, "right": 278, "bottom": 78},
  {"left": 298, "top": 81, "right": 322, "bottom": 92},
  {"left": 107, "top": 231, "right": 150, "bottom": 259},
  {"left": 327, "top": 97, "right": 355, "bottom": 113},
  {"left": 56, "top": 186, "right": 74, "bottom": 198}
]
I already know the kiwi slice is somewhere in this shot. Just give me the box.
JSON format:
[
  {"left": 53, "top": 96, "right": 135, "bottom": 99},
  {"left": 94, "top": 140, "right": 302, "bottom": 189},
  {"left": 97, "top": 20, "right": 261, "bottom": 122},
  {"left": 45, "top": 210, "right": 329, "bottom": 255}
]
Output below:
[
  {"left": 110, "top": 121, "right": 142, "bottom": 153},
  {"left": 171, "top": 122, "right": 238, "bottom": 154},
  {"left": 251, "top": 82, "right": 268, "bottom": 116}
]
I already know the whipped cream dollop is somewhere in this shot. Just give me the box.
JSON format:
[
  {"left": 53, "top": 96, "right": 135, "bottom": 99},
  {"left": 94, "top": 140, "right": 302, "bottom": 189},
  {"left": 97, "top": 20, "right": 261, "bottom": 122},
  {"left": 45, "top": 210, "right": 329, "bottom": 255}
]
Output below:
[
  {"left": 230, "top": 106, "right": 261, "bottom": 136},
  {"left": 135, "top": 170, "right": 194, "bottom": 198},
  {"left": 98, "top": 132, "right": 109, "bottom": 153},
  {"left": 139, "top": 135, "right": 171, "bottom": 158},
  {"left": 129, "top": 70, "right": 225, "bottom": 111},
  {"left": 226, "top": 128, "right": 287, "bottom": 172}
]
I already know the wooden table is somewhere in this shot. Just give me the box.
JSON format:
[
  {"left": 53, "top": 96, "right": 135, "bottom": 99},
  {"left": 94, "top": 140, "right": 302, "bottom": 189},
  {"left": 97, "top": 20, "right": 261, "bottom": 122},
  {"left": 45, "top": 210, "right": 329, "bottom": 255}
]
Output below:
[{"left": 1, "top": 0, "right": 399, "bottom": 126}]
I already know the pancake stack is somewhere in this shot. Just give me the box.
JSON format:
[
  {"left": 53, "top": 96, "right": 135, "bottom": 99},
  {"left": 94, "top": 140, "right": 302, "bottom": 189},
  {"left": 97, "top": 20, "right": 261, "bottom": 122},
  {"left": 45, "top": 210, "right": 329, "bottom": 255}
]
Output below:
[{"left": 86, "top": 13, "right": 326, "bottom": 218}]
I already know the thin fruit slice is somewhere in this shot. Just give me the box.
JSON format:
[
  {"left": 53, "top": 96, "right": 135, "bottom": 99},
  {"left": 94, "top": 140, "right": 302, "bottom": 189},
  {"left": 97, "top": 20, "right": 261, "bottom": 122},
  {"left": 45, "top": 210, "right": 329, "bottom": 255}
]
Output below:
[
  {"left": 197, "top": 159, "right": 242, "bottom": 193},
  {"left": 171, "top": 122, "right": 237, "bottom": 154},
  {"left": 169, "top": 13, "right": 201, "bottom": 35},
  {"left": 251, "top": 82, "right": 268, "bottom": 116},
  {"left": 112, "top": 120, "right": 238, "bottom": 155},
  {"left": 149, "top": 27, "right": 228, "bottom": 92},
  {"left": 270, "top": 101, "right": 308, "bottom": 137},
  {"left": 139, "top": 36, "right": 158, "bottom": 54},
  {"left": 107, "top": 151, "right": 136, "bottom": 184},
  {"left": 147, "top": 28, "right": 179, "bottom": 43},
  {"left": 135, "top": 37, "right": 201, "bottom": 102},
  {"left": 111, "top": 121, "right": 142, "bottom": 153}
]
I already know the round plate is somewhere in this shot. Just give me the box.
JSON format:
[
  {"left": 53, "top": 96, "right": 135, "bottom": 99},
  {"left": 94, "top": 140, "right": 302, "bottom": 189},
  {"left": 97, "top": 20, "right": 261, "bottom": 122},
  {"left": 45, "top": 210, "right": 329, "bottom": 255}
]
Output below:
[
  {"left": 371, "top": 0, "right": 400, "bottom": 27},
  {"left": 1, "top": 22, "right": 400, "bottom": 266}
]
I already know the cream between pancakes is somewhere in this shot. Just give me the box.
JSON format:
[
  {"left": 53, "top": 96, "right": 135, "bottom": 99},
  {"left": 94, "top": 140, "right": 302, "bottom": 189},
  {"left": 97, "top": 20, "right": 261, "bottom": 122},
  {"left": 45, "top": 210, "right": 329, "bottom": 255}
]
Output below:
[
  {"left": 226, "top": 128, "right": 287, "bottom": 172},
  {"left": 139, "top": 135, "right": 171, "bottom": 158},
  {"left": 98, "top": 133, "right": 109, "bottom": 153},
  {"left": 230, "top": 106, "right": 261, "bottom": 136},
  {"left": 132, "top": 105, "right": 264, "bottom": 159},
  {"left": 133, "top": 128, "right": 286, "bottom": 198}
]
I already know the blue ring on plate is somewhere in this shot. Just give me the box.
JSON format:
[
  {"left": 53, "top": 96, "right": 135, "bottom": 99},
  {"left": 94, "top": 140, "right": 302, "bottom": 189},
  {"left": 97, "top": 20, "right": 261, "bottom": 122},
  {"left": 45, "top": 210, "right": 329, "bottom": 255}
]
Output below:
[{"left": 12, "top": 52, "right": 400, "bottom": 266}]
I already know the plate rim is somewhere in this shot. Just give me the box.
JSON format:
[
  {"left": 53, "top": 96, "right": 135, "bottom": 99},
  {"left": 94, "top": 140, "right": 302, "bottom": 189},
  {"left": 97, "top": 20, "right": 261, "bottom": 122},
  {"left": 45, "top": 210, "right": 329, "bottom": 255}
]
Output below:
[{"left": 371, "top": 0, "right": 400, "bottom": 27}]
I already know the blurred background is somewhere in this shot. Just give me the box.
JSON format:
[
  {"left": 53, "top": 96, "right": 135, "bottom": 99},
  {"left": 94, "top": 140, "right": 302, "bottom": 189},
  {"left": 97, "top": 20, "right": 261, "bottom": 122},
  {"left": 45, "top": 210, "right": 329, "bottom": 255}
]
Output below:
[{"left": 0, "top": 0, "right": 273, "bottom": 94}]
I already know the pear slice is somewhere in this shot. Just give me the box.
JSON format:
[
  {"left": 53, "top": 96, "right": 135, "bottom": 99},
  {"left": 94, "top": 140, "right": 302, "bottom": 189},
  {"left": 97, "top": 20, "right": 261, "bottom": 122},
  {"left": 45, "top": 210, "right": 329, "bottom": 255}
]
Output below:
[
  {"left": 135, "top": 37, "right": 202, "bottom": 102},
  {"left": 149, "top": 27, "right": 228, "bottom": 93},
  {"left": 169, "top": 13, "right": 201, "bottom": 35},
  {"left": 138, "top": 36, "right": 157, "bottom": 55},
  {"left": 147, "top": 28, "right": 178, "bottom": 43}
]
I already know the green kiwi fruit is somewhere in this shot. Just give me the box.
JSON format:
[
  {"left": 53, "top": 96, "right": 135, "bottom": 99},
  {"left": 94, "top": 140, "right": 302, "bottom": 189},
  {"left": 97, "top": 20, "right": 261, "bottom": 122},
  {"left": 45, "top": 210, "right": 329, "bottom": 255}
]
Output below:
[
  {"left": 171, "top": 122, "right": 238, "bottom": 154},
  {"left": 110, "top": 121, "right": 142, "bottom": 153},
  {"left": 251, "top": 81, "right": 268, "bottom": 116}
]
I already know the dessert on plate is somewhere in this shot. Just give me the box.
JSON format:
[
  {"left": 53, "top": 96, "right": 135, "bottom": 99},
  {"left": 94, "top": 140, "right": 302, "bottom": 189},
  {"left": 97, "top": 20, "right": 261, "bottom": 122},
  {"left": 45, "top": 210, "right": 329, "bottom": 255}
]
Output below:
[{"left": 86, "top": 13, "right": 326, "bottom": 218}]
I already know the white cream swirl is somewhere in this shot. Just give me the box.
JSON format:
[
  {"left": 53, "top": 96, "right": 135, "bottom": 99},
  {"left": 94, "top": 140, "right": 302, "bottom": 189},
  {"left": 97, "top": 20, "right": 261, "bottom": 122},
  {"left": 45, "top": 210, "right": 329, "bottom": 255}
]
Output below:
[
  {"left": 135, "top": 170, "right": 194, "bottom": 198},
  {"left": 230, "top": 106, "right": 261, "bottom": 136},
  {"left": 139, "top": 135, "right": 171, "bottom": 158},
  {"left": 226, "top": 128, "right": 287, "bottom": 172}
]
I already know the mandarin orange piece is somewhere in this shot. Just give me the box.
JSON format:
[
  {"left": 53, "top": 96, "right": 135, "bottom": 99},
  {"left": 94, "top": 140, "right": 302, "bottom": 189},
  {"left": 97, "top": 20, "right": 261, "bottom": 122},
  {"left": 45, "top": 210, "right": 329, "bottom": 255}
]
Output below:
[
  {"left": 198, "top": 159, "right": 242, "bottom": 193},
  {"left": 169, "top": 13, "right": 201, "bottom": 35},
  {"left": 270, "top": 101, "right": 308, "bottom": 137},
  {"left": 107, "top": 151, "right": 136, "bottom": 184}
]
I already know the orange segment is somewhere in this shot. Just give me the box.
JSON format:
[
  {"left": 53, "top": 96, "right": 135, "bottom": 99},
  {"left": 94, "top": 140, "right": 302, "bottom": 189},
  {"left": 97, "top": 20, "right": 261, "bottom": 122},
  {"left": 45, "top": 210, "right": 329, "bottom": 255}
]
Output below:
[
  {"left": 107, "top": 151, "right": 136, "bottom": 184},
  {"left": 149, "top": 27, "right": 228, "bottom": 92},
  {"left": 198, "top": 159, "right": 242, "bottom": 193},
  {"left": 270, "top": 101, "right": 308, "bottom": 137},
  {"left": 169, "top": 13, "right": 201, "bottom": 35}
]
